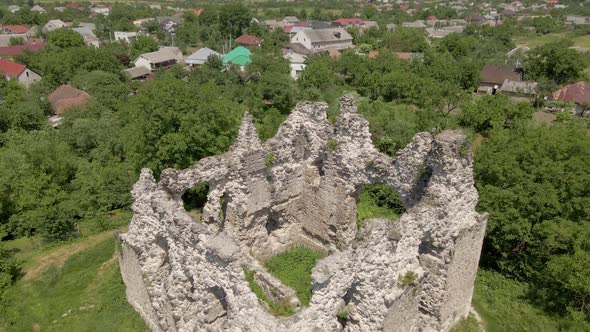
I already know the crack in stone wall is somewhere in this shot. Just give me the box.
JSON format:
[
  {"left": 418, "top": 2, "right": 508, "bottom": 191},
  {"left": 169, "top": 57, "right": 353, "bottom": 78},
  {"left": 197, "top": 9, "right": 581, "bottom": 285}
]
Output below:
[{"left": 118, "top": 95, "right": 487, "bottom": 332}]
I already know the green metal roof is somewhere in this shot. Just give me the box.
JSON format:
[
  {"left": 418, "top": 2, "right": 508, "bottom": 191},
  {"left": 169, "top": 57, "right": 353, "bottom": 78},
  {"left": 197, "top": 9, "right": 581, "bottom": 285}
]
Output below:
[{"left": 221, "top": 46, "right": 252, "bottom": 67}]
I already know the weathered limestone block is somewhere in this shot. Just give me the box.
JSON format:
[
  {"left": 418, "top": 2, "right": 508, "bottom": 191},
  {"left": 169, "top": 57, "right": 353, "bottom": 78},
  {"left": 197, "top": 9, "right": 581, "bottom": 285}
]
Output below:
[{"left": 118, "top": 95, "right": 487, "bottom": 332}]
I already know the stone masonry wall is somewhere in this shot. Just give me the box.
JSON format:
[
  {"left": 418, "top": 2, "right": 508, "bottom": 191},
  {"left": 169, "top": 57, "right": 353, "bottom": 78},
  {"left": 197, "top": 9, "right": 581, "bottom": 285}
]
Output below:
[{"left": 118, "top": 95, "right": 487, "bottom": 331}]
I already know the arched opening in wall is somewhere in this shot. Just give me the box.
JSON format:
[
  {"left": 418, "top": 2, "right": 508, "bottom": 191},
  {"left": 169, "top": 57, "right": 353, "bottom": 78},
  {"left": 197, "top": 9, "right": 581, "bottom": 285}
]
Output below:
[
  {"left": 356, "top": 183, "right": 405, "bottom": 228},
  {"left": 181, "top": 182, "right": 209, "bottom": 222}
]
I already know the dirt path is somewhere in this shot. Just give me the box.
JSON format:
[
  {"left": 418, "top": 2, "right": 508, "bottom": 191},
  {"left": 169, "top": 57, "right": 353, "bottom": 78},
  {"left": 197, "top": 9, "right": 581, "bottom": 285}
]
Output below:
[{"left": 22, "top": 230, "right": 117, "bottom": 282}]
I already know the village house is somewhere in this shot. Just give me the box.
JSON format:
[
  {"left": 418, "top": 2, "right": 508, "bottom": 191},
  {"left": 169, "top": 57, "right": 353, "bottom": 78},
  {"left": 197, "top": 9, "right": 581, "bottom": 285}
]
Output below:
[
  {"left": 31, "top": 5, "right": 46, "bottom": 13},
  {"left": 332, "top": 18, "right": 365, "bottom": 29},
  {"left": 42, "top": 19, "right": 67, "bottom": 33},
  {"left": 134, "top": 47, "right": 184, "bottom": 71},
  {"left": 552, "top": 81, "right": 590, "bottom": 117},
  {"left": 235, "top": 34, "right": 262, "bottom": 49},
  {"left": 157, "top": 17, "right": 181, "bottom": 32},
  {"left": 284, "top": 22, "right": 312, "bottom": 35},
  {"left": 465, "top": 14, "right": 485, "bottom": 24},
  {"left": 114, "top": 31, "right": 138, "bottom": 43},
  {"left": 262, "top": 20, "right": 282, "bottom": 31},
  {"left": 395, "top": 52, "right": 424, "bottom": 61},
  {"left": 282, "top": 16, "right": 299, "bottom": 26},
  {"left": 565, "top": 15, "right": 590, "bottom": 26},
  {"left": 8, "top": 5, "right": 20, "bottom": 13},
  {"left": 478, "top": 65, "right": 523, "bottom": 95},
  {"left": 290, "top": 28, "right": 353, "bottom": 53},
  {"left": 185, "top": 47, "right": 221, "bottom": 66},
  {"left": 221, "top": 46, "right": 252, "bottom": 69},
  {"left": 0, "top": 59, "right": 41, "bottom": 87},
  {"left": 426, "top": 16, "right": 439, "bottom": 26},
  {"left": 0, "top": 34, "right": 28, "bottom": 47},
  {"left": 0, "top": 25, "right": 34, "bottom": 36},
  {"left": 0, "top": 38, "right": 45, "bottom": 59},
  {"left": 363, "top": 21, "right": 379, "bottom": 30},
  {"left": 72, "top": 26, "right": 100, "bottom": 48},
  {"left": 284, "top": 52, "right": 306, "bottom": 79},
  {"left": 499, "top": 79, "right": 538, "bottom": 101},
  {"left": 402, "top": 21, "right": 427, "bottom": 29},
  {"left": 123, "top": 66, "right": 151, "bottom": 81},
  {"left": 48, "top": 85, "right": 92, "bottom": 126},
  {"left": 90, "top": 5, "right": 111, "bottom": 16},
  {"left": 133, "top": 18, "right": 155, "bottom": 27}
]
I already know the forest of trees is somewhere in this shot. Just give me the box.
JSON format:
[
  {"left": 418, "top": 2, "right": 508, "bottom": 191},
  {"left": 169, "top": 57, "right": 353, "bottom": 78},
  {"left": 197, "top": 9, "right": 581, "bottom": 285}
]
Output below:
[{"left": 0, "top": 1, "right": 589, "bottom": 329}]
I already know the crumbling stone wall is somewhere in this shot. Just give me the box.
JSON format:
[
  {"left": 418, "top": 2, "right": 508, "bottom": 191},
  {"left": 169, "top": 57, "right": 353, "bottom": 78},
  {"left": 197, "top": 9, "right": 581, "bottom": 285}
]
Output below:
[{"left": 118, "top": 95, "right": 487, "bottom": 332}]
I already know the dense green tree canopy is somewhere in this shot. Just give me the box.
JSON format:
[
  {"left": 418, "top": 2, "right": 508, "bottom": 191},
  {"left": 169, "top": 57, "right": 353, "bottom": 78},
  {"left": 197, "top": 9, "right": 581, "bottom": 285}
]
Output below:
[{"left": 525, "top": 42, "right": 586, "bottom": 85}]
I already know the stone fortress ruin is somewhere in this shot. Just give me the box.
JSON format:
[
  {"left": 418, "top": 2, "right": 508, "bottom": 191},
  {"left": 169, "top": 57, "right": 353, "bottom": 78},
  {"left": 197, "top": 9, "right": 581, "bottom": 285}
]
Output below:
[{"left": 117, "top": 95, "right": 487, "bottom": 331}]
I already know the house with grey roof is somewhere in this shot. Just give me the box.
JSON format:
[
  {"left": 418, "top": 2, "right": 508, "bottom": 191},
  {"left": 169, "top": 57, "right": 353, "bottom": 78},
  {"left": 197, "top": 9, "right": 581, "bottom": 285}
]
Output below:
[
  {"left": 134, "top": 47, "right": 183, "bottom": 71},
  {"left": 290, "top": 28, "right": 353, "bottom": 53},
  {"left": 42, "top": 19, "right": 67, "bottom": 33},
  {"left": 123, "top": 66, "right": 151, "bottom": 81},
  {"left": 31, "top": 5, "right": 46, "bottom": 13},
  {"left": 566, "top": 15, "right": 590, "bottom": 26},
  {"left": 185, "top": 47, "right": 221, "bottom": 66},
  {"left": 72, "top": 26, "right": 100, "bottom": 48}
]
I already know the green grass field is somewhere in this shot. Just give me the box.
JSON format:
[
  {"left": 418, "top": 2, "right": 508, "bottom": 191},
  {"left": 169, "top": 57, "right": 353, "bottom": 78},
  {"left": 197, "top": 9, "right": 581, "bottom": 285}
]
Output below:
[
  {"left": 513, "top": 33, "right": 567, "bottom": 47},
  {"left": 513, "top": 32, "right": 590, "bottom": 49},
  {"left": 2, "top": 224, "right": 587, "bottom": 331},
  {"left": 0, "top": 236, "right": 147, "bottom": 332}
]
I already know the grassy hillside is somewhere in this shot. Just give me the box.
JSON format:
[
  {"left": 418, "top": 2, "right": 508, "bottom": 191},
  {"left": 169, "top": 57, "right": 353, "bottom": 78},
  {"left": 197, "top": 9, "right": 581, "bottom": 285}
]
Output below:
[
  {"left": 2, "top": 231, "right": 586, "bottom": 332},
  {"left": 0, "top": 233, "right": 147, "bottom": 332}
]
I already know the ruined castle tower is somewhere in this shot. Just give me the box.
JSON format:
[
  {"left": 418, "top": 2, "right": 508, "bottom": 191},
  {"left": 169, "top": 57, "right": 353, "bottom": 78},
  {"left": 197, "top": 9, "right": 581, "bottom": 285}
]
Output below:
[{"left": 117, "top": 96, "right": 487, "bottom": 332}]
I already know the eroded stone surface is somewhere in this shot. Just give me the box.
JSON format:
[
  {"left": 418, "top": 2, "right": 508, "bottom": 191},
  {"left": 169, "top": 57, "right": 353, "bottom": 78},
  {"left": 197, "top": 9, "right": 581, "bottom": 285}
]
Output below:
[{"left": 118, "top": 95, "right": 487, "bottom": 332}]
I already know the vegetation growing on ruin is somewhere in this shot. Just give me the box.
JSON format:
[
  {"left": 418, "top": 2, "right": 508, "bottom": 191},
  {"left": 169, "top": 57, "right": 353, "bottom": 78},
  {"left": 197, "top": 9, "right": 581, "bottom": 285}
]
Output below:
[
  {"left": 399, "top": 271, "right": 418, "bottom": 287},
  {"left": 327, "top": 138, "right": 338, "bottom": 151},
  {"left": 264, "top": 153, "right": 276, "bottom": 169},
  {"left": 243, "top": 269, "right": 296, "bottom": 316},
  {"left": 356, "top": 183, "right": 405, "bottom": 228},
  {"left": 264, "top": 247, "right": 324, "bottom": 306}
]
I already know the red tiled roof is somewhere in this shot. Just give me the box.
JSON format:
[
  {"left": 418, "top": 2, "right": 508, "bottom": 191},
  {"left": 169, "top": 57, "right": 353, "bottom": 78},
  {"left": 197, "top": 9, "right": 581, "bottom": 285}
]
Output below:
[
  {"left": 0, "top": 40, "right": 45, "bottom": 57},
  {"left": 395, "top": 52, "right": 414, "bottom": 60},
  {"left": 2, "top": 25, "right": 30, "bottom": 34},
  {"left": 426, "top": 16, "right": 438, "bottom": 21},
  {"left": 190, "top": 8, "right": 203, "bottom": 16},
  {"left": 0, "top": 59, "right": 25, "bottom": 78},
  {"left": 235, "top": 34, "right": 261, "bottom": 46},
  {"left": 553, "top": 81, "right": 590, "bottom": 104},
  {"left": 368, "top": 50, "right": 379, "bottom": 59},
  {"left": 48, "top": 84, "right": 91, "bottom": 115},
  {"left": 333, "top": 18, "right": 365, "bottom": 25}
]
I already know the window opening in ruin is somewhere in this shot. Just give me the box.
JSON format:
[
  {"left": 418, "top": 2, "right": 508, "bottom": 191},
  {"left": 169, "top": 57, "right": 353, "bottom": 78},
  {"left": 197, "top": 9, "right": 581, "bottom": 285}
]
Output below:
[
  {"left": 181, "top": 182, "right": 209, "bottom": 222},
  {"left": 219, "top": 192, "right": 229, "bottom": 229},
  {"left": 337, "top": 281, "right": 358, "bottom": 327},
  {"left": 356, "top": 183, "right": 405, "bottom": 228}
]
